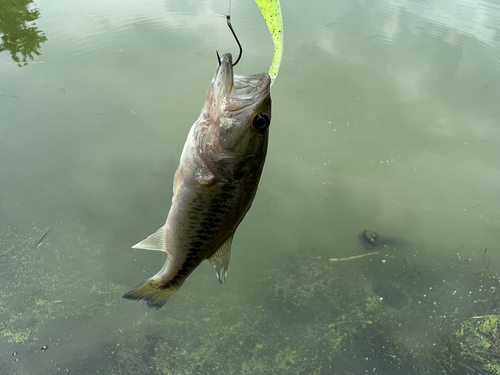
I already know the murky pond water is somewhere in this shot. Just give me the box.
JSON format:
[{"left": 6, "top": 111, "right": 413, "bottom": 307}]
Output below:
[{"left": 1, "top": 0, "right": 500, "bottom": 374}]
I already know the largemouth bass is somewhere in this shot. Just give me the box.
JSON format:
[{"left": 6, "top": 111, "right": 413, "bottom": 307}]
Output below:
[{"left": 122, "top": 53, "right": 272, "bottom": 309}]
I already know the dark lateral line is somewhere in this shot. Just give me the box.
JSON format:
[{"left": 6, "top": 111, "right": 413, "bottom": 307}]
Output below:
[{"left": 34, "top": 226, "right": 52, "bottom": 249}]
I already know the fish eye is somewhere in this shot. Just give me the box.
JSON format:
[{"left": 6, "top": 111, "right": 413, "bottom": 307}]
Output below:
[{"left": 252, "top": 113, "right": 270, "bottom": 132}]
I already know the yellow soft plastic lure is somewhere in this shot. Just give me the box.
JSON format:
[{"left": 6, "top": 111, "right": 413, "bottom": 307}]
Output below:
[{"left": 254, "top": 0, "right": 283, "bottom": 85}]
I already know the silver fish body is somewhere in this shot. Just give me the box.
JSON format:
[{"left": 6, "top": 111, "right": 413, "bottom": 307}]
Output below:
[{"left": 123, "top": 53, "right": 271, "bottom": 309}]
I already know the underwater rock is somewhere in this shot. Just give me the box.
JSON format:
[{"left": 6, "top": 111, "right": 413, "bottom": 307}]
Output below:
[{"left": 358, "top": 230, "right": 401, "bottom": 250}]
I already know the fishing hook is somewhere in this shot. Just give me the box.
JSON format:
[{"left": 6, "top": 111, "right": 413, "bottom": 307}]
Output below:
[{"left": 216, "top": 15, "right": 243, "bottom": 67}]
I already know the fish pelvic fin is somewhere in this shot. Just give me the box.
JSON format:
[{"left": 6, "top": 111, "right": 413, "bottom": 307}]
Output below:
[
  {"left": 208, "top": 234, "right": 234, "bottom": 284},
  {"left": 132, "top": 225, "right": 166, "bottom": 251},
  {"left": 122, "top": 278, "right": 182, "bottom": 309}
]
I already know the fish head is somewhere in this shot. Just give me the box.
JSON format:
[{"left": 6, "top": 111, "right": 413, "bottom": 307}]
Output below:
[{"left": 200, "top": 53, "right": 272, "bottom": 178}]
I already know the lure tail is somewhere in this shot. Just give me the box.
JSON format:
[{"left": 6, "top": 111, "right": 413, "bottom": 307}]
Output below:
[{"left": 254, "top": 0, "right": 283, "bottom": 84}]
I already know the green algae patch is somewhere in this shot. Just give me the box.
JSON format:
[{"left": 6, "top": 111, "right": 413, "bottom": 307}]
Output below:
[
  {"left": 148, "top": 256, "right": 397, "bottom": 375},
  {"left": 441, "top": 315, "right": 500, "bottom": 375},
  {"left": 274, "top": 347, "right": 297, "bottom": 370},
  {"left": 3, "top": 213, "right": 500, "bottom": 375},
  {"left": 2, "top": 329, "right": 32, "bottom": 343},
  {"left": 0, "top": 218, "right": 124, "bottom": 344},
  {"left": 147, "top": 249, "right": 500, "bottom": 375}
]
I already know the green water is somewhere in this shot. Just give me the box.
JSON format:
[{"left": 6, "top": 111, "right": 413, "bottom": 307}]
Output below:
[{"left": 1, "top": 0, "right": 500, "bottom": 374}]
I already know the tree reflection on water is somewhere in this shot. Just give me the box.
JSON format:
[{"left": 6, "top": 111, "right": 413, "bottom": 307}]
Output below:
[{"left": 0, "top": 0, "right": 47, "bottom": 66}]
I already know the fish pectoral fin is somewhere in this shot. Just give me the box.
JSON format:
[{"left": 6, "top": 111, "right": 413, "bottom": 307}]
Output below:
[
  {"left": 131, "top": 225, "right": 166, "bottom": 251},
  {"left": 208, "top": 234, "right": 234, "bottom": 284}
]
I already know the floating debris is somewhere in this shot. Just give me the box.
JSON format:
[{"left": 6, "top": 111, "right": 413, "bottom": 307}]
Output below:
[
  {"left": 0, "top": 321, "right": 10, "bottom": 332},
  {"left": 34, "top": 226, "right": 52, "bottom": 248},
  {"left": 329, "top": 251, "right": 379, "bottom": 262}
]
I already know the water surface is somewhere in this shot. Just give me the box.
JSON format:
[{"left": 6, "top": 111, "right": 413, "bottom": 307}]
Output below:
[{"left": 1, "top": 0, "right": 500, "bottom": 374}]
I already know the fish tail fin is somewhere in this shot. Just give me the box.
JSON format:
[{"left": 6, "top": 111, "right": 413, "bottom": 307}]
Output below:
[{"left": 122, "top": 279, "right": 182, "bottom": 309}]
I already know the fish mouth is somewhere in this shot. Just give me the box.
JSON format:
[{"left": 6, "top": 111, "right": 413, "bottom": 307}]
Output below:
[{"left": 213, "top": 53, "right": 271, "bottom": 110}]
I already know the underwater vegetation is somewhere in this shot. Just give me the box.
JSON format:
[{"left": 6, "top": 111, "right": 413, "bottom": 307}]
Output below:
[
  {"left": 0, "top": 219, "right": 123, "bottom": 341},
  {"left": 0, "top": 217, "right": 127, "bottom": 374},
  {"left": 2, "top": 220, "right": 500, "bottom": 374},
  {"left": 439, "top": 315, "right": 500, "bottom": 375},
  {"left": 435, "top": 252, "right": 500, "bottom": 375},
  {"left": 119, "top": 244, "right": 500, "bottom": 375}
]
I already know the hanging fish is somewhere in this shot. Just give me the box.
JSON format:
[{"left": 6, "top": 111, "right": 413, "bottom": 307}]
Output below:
[{"left": 122, "top": 52, "right": 272, "bottom": 309}]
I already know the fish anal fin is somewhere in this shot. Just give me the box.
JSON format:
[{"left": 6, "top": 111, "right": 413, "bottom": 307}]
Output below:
[
  {"left": 132, "top": 225, "right": 166, "bottom": 251},
  {"left": 208, "top": 234, "right": 234, "bottom": 283}
]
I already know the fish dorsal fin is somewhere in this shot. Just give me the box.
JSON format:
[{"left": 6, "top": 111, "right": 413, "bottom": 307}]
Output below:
[
  {"left": 208, "top": 234, "right": 234, "bottom": 283},
  {"left": 132, "top": 225, "right": 166, "bottom": 251}
]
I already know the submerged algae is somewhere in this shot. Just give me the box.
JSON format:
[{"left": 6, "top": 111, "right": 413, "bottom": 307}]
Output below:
[
  {"left": 149, "top": 255, "right": 398, "bottom": 375},
  {"left": 439, "top": 315, "right": 500, "bottom": 374},
  {"left": 122, "top": 247, "right": 500, "bottom": 375},
  {"left": 2, "top": 212, "right": 500, "bottom": 374},
  {"left": 459, "top": 315, "right": 500, "bottom": 357},
  {"left": 0, "top": 218, "right": 124, "bottom": 344},
  {"left": 2, "top": 329, "right": 31, "bottom": 343}
]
